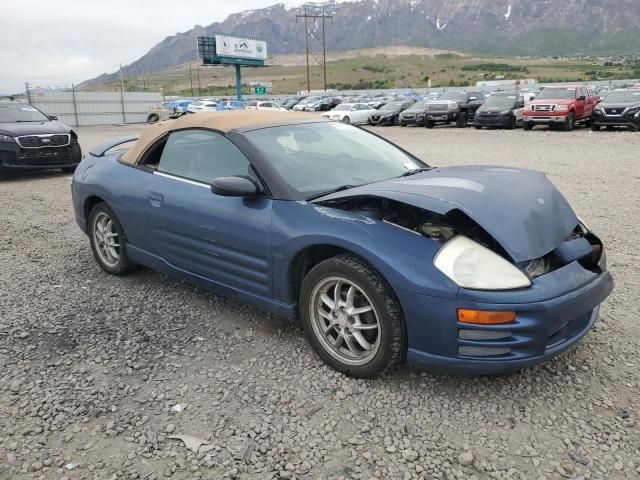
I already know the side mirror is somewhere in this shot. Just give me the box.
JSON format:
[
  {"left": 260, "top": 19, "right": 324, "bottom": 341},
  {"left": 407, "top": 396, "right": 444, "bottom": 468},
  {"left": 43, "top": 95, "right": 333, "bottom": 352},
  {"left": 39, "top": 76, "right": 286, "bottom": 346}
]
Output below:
[
  {"left": 48, "top": 115, "right": 58, "bottom": 121},
  {"left": 578, "top": 96, "right": 586, "bottom": 101},
  {"left": 211, "top": 176, "right": 262, "bottom": 197}
]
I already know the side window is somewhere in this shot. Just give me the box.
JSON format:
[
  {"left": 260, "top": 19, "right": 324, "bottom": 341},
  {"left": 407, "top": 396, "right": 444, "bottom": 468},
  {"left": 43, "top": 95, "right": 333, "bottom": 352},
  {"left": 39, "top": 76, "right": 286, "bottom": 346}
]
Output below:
[{"left": 157, "top": 130, "right": 252, "bottom": 184}]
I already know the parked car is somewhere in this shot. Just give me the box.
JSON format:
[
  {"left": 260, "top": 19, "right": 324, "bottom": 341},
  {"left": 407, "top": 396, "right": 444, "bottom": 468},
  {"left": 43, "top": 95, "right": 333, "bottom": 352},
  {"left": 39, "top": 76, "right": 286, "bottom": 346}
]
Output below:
[
  {"left": 590, "top": 89, "right": 640, "bottom": 131},
  {"left": 368, "top": 97, "right": 391, "bottom": 109},
  {"left": 219, "top": 100, "right": 244, "bottom": 110},
  {"left": 293, "top": 96, "right": 321, "bottom": 111},
  {"left": 523, "top": 86, "right": 599, "bottom": 131},
  {"left": 282, "top": 98, "right": 304, "bottom": 110},
  {"left": 369, "top": 100, "right": 415, "bottom": 126},
  {"left": 245, "top": 101, "right": 287, "bottom": 112},
  {"left": 0, "top": 98, "right": 81, "bottom": 173},
  {"left": 320, "top": 103, "right": 377, "bottom": 124},
  {"left": 424, "top": 92, "right": 442, "bottom": 102},
  {"left": 72, "top": 111, "right": 613, "bottom": 378},
  {"left": 168, "top": 99, "right": 193, "bottom": 114},
  {"left": 474, "top": 92, "right": 526, "bottom": 129},
  {"left": 315, "top": 97, "right": 342, "bottom": 112},
  {"left": 304, "top": 98, "right": 327, "bottom": 112},
  {"left": 187, "top": 100, "right": 221, "bottom": 113},
  {"left": 399, "top": 101, "right": 428, "bottom": 126},
  {"left": 424, "top": 91, "right": 485, "bottom": 128}
]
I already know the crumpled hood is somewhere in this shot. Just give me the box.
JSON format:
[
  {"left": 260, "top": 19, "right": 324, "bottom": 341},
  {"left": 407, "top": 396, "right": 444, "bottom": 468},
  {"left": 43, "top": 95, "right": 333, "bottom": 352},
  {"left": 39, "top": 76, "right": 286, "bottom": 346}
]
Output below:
[{"left": 318, "top": 166, "right": 578, "bottom": 262}]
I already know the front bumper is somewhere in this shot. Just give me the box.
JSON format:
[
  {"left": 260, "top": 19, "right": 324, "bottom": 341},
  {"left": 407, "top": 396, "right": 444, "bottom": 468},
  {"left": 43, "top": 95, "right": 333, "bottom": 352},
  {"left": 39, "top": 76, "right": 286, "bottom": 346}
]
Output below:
[
  {"left": 400, "top": 114, "right": 425, "bottom": 125},
  {"left": 399, "top": 261, "right": 614, "bottom": 375},
  {"left": 369, "top": 115, "right": 394, "bottom": 125},
  {"left": 425, "top": 111, "right": 458, "bottom": 123},
  {"left": 591, "top": 111, "right": 640, "bottom": 128},
  {"left": 475, "top": 114, "right": 512, "bottom": 128},
  {"left": 523, "top": 113, "right": 569, "bottom": 124},
  {"left": 0, "top": 142, "right": 82, "bottom": 170}
]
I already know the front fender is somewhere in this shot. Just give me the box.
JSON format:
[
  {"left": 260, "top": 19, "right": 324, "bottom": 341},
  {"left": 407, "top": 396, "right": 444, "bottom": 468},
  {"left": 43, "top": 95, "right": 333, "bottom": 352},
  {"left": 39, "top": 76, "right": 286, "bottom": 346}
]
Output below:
[{"left": 270, "top": 201, "right": 458, "bottom": 305}]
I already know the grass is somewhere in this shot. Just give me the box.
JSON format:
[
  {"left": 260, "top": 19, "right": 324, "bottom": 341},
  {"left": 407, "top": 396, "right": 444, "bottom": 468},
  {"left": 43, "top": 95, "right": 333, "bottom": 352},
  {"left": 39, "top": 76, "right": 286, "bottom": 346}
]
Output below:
[{"left": 92, "top": 51, "right": 640, "bottom": 96}]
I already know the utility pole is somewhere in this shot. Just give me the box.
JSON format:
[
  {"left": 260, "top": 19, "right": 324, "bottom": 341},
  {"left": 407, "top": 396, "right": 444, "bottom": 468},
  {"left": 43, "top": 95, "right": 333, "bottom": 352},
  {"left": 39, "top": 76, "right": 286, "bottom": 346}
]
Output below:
[
  {"left": 297, "top": 9, "right": 333, "bottom": 93},
  {"left": 119, "top": 63, "right": 126, "bottom": 124},
  {"left": 188, "top": 63, "right": 194, "bottom": 97},
  {"left": 25, "top": 82, "right": 32, "bottom": 103},
  {"left": 196, "top": 65, "right": 201, "bottom": 96}
]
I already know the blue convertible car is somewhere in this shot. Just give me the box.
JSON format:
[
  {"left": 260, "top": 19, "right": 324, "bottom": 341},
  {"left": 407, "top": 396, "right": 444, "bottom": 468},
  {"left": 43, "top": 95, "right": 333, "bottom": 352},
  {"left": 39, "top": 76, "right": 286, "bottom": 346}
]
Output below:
[{"left": 72, "top": 111, "right": 613, "bottom": 378}]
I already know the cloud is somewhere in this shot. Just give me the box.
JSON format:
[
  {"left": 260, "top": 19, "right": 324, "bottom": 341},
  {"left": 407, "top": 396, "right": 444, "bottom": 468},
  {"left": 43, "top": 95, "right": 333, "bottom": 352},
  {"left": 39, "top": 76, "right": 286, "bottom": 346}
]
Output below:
[{"left": 0, "top": 0, "right": 306, "bottom": 93}]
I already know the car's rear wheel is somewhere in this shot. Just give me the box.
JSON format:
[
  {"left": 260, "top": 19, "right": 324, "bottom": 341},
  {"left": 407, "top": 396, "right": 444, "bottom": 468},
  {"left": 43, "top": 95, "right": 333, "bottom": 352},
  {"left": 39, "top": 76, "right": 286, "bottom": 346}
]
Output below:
[
  {"left": 88, "top": 202, "right": 137, "bottom": 275},
  {"left": 523, "top": 122, "right": 534, "bottom": 131},
  {"left": 300, "top": 254, "right": 405, "bottom": 378}
]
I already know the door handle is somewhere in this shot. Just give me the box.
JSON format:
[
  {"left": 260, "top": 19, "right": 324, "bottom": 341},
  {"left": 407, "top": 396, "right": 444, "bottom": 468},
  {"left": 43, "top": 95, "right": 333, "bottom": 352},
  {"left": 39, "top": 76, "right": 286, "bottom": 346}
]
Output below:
[{"left": 147, "top": 191, "right": 163, "bottom": 206}]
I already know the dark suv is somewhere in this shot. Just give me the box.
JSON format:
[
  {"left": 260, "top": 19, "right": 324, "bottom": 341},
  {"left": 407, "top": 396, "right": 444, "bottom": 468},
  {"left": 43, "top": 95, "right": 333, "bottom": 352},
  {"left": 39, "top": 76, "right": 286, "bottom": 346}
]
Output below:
[
  {"left": 424, "top": 91, "right": 484, "bottom": 128},
  {"left": 591, "top": 89, "right": 640, "bottom": 131},
  {"left": 0, "top": 99, "right": 81, "bottom": 172}
]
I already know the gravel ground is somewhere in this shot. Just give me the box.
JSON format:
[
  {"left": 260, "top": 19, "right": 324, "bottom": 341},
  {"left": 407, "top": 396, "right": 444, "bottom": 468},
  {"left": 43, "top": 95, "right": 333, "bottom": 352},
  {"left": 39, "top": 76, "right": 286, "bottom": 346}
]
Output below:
[{"left": 1, "top": 123, "right": 639, "bottom": 480}]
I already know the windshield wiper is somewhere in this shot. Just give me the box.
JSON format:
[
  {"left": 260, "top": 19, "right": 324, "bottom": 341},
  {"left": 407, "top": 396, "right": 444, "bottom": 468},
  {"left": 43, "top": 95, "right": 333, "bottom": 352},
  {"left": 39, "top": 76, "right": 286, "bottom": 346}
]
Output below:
[
  {"left": 399, "top": 167, "right": 432, "bottom": 177},
  {"left": 306, "top": 184, "right": 360, "bottom": 201}
]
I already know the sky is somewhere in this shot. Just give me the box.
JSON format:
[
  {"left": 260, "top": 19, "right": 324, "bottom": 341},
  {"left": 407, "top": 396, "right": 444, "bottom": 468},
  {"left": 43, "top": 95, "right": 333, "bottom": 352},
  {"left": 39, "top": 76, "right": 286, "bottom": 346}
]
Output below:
[{"left": 0, "top": 0, "right": 307, "bottom": 94}]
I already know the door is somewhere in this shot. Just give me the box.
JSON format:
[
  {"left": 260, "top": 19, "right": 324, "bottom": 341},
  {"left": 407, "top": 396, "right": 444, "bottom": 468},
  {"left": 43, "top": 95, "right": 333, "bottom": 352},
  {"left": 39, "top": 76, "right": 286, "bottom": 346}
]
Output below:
[
  {"left": 145, "top": 129, "right": 274, "bottom": 298},
  {"left": 574, "top": 88, "right": 586, "bottom": 119}
]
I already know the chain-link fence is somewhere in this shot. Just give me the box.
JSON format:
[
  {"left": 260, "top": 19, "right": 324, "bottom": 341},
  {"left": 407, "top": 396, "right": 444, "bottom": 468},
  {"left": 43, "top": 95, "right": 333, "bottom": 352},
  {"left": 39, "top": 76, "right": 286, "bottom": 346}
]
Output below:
[{"left": 26, "top": 89, "right": 162, "bottom": 126}]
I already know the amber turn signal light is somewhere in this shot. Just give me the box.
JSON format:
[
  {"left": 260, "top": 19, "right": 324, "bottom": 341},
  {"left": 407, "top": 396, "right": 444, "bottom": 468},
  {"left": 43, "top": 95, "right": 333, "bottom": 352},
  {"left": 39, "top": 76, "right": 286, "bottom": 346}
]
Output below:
[{"left": 457, "top": 309, "right": 516, "bottom": 325}]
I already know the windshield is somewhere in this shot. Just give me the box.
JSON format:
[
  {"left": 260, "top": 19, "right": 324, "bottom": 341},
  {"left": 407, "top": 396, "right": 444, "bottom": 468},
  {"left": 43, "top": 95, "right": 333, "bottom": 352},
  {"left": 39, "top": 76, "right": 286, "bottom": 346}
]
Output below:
[
  {"left": 381, "top": 102, "right": 406, "bottom": 110},
  {"left": 537, "top": 88, "right": 577, "bottom": 100},
  {"left": 0, "top": 103, "right": 50, "bottom": 122},
  {"left": 244, "top": 122, "right": 426, "bottom": 200},
  {"left": 482, "top": 95, "right": 518, "bottom": 108},
  {"left": 334, "top": 104, "right": 351, "bottom": 111},
  {"left": 408, "top": 101, "right": 427, "bottom": 110},
  {"left": 440, "top": 92, "right": 467, "bottom": 101},
  {"left": 604, "top": 91, "right": 640, "bottom": 103}
]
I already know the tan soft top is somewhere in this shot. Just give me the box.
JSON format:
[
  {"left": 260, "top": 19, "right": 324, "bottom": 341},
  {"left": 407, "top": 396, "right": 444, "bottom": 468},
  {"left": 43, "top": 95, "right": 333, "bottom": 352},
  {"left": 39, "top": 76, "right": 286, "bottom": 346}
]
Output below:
[{"left": 121, "top": 110, "right": 319, "bottom": 164}]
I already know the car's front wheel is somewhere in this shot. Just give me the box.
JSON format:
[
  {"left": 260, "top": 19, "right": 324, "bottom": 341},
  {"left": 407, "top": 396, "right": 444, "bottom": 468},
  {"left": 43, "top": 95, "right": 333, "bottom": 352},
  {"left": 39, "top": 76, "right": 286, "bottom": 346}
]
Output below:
[
  {"left": 342, "top": 116, "right": 350, "bottom": 124},
  {"left": 88, "top": 202, "right": 137, "bottom": 275},
  {"left": 300, "top": 254, "right": 405, "bottom": 378}
]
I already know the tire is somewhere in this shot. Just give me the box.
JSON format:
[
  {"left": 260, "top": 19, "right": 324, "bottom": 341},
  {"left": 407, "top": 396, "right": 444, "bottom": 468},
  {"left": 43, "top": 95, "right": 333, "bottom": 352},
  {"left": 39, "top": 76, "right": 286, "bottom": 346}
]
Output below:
[
  {"left": 606, "top": 125, "right": 615, "bottom": 131},
  {"left": 342, "top": 116, "right": 350, "bottom": 124},
  {"left": 523, "top": 122, "right": 534, "bottom": 131},
  {"left": 456, "top": 112, "right": 468, "bottom": 128},
  {"left": 147, "top": 113, "right": 160, "bottom": 123},
  {"left": 563, "top": 113, "right": 575, "bottom": 131},
  {"left": 424, "top": 120, "right": 434, "bottom": 128},
  {"left": 474, "top": 125, "right": 482, "bottom": 130},
  {"left": 506, "top": 115, "right": 516, "bottom": 130},
  {"left": 61, "top": 166, "right": 77, "bottom": 173},
  {"left": 88, "top": 202, "right": 137, "bottom": 276},
  {"left": 392, "top": 116, "right": 399, "bottom": 126},
  {"left": 299, "top": 254, "right": 405, "bottom": 378},
  {"left": 591, "top": 124, "right": 601, "bottom": 132}
]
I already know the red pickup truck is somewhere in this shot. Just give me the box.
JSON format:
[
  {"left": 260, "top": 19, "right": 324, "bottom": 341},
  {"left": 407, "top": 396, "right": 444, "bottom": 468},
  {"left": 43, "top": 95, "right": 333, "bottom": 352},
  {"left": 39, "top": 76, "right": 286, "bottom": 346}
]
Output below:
[{"left": 523, "top": 86, "right": 599, "bottom": 131}]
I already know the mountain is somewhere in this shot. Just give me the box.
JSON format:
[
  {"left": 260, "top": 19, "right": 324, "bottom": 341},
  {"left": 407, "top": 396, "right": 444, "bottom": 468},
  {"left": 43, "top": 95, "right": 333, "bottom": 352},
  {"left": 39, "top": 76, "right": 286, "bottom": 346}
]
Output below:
[{"left": 85, "top": 0, "right": 640, "bottom": 85}]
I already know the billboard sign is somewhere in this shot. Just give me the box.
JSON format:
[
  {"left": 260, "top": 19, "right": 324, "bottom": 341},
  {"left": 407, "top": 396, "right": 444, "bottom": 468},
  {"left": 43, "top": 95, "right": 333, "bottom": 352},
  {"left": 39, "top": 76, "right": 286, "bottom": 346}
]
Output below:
[{"left": 215, "top": 34, "right": 267, "bottom": 61}]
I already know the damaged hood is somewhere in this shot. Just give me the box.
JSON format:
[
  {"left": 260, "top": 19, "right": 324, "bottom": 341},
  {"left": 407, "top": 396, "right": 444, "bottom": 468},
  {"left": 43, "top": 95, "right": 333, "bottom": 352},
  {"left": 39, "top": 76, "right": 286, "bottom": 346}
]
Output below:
[{"left": 318, "top": 166, "right": 578, "bottom": 262}]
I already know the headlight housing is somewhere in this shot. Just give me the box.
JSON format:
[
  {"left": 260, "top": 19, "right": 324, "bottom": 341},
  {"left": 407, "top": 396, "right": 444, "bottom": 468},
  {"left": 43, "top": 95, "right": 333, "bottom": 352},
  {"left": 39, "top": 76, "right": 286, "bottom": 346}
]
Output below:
[
  {"left": 0, "top": 134, "right": 15, "bottom": 143},
  {"left": 434, "top": 236, "right": 531, "bottom": 290},
  {"left": 449, "top": 102, "right": 459, "bottom": 110},
  {"left": 500, "top": 110, "right": 513, "bottom": 116},
  {"left": 555, "top": 104, "right": 569, "bottom": 112}
]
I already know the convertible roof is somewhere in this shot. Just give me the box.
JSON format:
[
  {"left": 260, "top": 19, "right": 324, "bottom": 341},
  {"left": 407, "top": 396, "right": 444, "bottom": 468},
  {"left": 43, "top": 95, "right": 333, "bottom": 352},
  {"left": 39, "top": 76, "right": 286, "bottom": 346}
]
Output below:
[{"left": 121, "top": 110, "right": 318, "bottom": 164}]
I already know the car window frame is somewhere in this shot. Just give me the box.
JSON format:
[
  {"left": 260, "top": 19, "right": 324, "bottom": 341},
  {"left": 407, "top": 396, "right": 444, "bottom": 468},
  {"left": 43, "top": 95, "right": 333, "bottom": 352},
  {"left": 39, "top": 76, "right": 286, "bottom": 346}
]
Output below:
[{"left": 122, "top": 127, "right": 270, "bottom": 196}]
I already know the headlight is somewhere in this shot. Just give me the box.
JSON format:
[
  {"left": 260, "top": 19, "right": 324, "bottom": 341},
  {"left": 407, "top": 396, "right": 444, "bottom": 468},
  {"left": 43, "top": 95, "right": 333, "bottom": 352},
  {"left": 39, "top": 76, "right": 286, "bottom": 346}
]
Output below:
[
  {"left": 434, "top": 236, "right": 531, "bottom": 290},
  {"left": 555, "top": 105, "right": 569, "bottom": 112},
  {"left": 626, "top": 107, "right": 640, "bottom": 115},
  {"left": 449, "top": 102, "right": 459, "bottom": 110},
  {"left": 500, "top": 110, "right": 513, "bottom": 115},
  {"left": 0, "top": 134, "right": 15, "bottom": 143}
]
